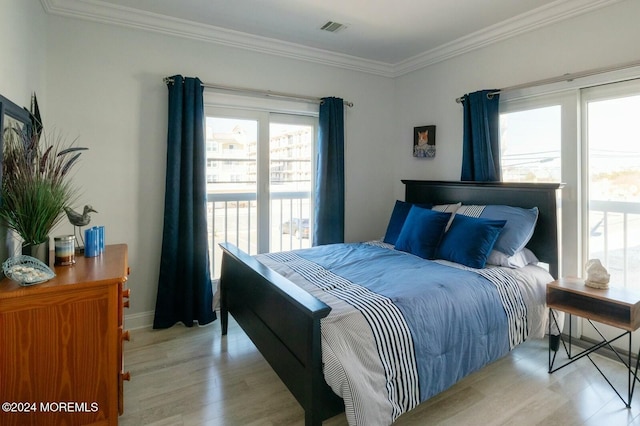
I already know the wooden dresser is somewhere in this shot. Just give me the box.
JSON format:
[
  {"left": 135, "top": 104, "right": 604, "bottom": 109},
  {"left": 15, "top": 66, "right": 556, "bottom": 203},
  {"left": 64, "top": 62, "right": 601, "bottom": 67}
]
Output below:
[{"left": 0, "top": 244, "right": 131, "bottom": 426}]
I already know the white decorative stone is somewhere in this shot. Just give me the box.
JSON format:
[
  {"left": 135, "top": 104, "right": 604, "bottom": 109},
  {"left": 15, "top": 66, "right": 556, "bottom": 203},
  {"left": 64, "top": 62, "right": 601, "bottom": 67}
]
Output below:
[{"left": 584, "top": 259, "right": 610, "bottom": 289}]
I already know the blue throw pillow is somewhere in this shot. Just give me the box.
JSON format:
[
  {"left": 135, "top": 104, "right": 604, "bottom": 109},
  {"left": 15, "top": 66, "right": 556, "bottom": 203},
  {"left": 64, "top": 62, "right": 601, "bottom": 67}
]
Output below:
[
  {"left": 436, "top": 214, "right": 506, "bottom": 269},
  {"left": 394, "top": 206, "right": 451, "bottom": 259},
  {"left": 383, "top": 200, "right": 432, "bottom": 245},
  {"left": 481, "top": 205, "right": 539, "bottom": 256}
]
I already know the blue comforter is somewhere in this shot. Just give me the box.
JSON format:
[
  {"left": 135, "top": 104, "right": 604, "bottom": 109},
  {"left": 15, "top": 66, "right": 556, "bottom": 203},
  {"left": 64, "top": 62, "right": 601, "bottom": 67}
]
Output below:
[{"left": 288, "top": 242, "right": 510, "bottom": 401}]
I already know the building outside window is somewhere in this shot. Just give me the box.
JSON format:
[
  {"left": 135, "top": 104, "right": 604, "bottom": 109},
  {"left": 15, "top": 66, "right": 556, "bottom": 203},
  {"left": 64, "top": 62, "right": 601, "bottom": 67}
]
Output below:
[{"left": 204, "top": 109, "right": 317, "bottom": 278}]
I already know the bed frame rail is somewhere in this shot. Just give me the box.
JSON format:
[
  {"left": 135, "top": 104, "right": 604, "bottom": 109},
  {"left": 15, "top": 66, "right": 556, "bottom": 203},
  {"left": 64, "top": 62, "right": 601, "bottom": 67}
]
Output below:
[{"left": 219, "top": 242, "right": 344, "bottom": 425}]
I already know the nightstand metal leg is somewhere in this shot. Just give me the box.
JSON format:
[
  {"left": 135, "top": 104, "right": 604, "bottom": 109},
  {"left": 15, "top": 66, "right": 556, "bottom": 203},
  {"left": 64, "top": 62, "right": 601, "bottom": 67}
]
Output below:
[{"left": 548, "top": 308, "right": 640, "bottom": 407}]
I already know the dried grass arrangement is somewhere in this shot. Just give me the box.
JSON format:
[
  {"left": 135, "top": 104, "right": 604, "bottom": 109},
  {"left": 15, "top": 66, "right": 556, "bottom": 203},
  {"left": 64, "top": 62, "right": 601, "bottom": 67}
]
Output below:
[{"left": 0, "top": 95, "right": 87, "bottom": 246}]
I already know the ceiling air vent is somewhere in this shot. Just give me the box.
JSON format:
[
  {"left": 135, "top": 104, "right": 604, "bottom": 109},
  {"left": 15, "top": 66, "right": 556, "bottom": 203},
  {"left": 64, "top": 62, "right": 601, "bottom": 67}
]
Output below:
[{"left": 320, "top": 21, "right": 346, "bottom": 33}]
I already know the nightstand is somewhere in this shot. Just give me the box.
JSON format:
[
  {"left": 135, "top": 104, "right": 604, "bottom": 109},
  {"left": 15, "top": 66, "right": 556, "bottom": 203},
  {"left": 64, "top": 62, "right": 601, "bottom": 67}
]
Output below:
[{"left": 547, "top": 277, "right": 640, "bottom": 407}]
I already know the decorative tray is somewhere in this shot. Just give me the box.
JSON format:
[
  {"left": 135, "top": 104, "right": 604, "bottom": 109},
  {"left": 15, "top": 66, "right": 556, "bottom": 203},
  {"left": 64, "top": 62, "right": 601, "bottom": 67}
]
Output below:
[{"left": 3, "top": 255, "right": 56, "bottom": 286}]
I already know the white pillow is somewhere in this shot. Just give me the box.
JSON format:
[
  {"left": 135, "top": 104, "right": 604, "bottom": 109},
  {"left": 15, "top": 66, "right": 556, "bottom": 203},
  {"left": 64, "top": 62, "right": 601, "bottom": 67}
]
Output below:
[
  {"left": 432, "top": 202, "right": 461, "bottom": 213},
  {"left": 487, "top": 248, "right": 538, "bottom": 268}
]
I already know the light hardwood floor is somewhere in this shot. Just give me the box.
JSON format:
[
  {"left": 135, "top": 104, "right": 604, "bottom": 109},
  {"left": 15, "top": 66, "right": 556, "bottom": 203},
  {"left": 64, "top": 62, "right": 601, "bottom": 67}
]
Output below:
[{"left": 120, "top": 318, "right": 640, "bottom": 426}]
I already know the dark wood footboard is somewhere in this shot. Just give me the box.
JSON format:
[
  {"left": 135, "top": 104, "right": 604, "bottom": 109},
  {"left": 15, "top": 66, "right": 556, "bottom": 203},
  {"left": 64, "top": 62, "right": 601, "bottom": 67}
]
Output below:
[{"left": 219, "top": 242, "right": 344, "bottom": 425}]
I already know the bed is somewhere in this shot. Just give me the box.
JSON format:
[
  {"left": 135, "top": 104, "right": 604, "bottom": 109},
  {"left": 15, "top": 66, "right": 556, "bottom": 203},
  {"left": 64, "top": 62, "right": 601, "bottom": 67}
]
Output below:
[{"left": 219, "top": 180, "right": 563, "bottom": 425}]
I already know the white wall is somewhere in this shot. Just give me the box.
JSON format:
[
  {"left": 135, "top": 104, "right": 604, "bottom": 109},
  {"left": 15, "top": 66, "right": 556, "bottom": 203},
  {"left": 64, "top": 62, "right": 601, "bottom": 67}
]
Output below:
[
  {"left": 393, "top": 0, "right": 640, "bottom": 198},
  {"left": 0, "top": 0, "right": 47, "bottom": 263},
  {"left": 393, "top": 0, "right": 640, "bottom": 280},
  {"left": 44, "top": 16, "right": 396, "bottom": 325},
  {"left": 0, "top": 0, "right": 47, "bottom": 104}
]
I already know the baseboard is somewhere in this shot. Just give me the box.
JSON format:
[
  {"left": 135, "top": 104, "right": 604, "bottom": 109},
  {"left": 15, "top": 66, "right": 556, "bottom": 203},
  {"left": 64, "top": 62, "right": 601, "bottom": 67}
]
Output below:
[
  {"left": 124, "top": 310, "right": 155, "bottom": 330},
  {"left": 124, "top": 280, "right": 219, "bottom": 330},
  {"left": 123, "top": 309, "right": 222, "bottom": 330}
]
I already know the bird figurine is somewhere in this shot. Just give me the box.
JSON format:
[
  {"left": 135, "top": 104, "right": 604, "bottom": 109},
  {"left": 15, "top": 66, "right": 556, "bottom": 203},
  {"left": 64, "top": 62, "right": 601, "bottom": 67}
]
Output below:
[{"left": 65, "top": 205, "right": 97, "bottom": 249}]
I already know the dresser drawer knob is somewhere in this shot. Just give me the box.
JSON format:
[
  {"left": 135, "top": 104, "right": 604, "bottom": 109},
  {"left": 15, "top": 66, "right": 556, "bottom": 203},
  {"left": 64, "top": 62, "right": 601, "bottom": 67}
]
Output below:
[
  {"left": 123, "top": 300, "right": 130, "bottom": 309},
  {"left": 122, "top": 288, "right": 131, "bottom": 299},
  {"left": 122, "top": 371, "right": 131, "bottom": 381},
  {"left": 122, "top": 330, "right": 130, "bottom": 342}
]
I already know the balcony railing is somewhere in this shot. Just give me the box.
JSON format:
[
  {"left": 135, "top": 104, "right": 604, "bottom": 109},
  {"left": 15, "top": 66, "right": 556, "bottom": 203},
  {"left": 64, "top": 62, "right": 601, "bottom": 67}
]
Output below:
[
  {"left": 206, "top": 191, "right": 311, "bottom": 278},
  {"left": 589, "top": 200, "right": 640, "bottom": 288},
  {"left": 206, "top": 195, "right": 640, "bottom": 287}
]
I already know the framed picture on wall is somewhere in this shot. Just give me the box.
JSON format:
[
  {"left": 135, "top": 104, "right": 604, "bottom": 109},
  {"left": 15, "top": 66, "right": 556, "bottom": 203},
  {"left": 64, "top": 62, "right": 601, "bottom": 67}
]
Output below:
[{"left": 413, "top": 125, "right": 436, "bottom": 158}]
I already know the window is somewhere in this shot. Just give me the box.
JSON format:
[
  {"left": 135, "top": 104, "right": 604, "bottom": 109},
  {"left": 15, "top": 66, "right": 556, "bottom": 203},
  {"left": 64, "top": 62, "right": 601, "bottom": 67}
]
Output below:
[
  {"left": 500, "top": 77, "right": 640, "bottom": 352},
  {"left": 500, "top": 91, "right": 581, "bottom": 277},
  {"left": 582, "top": 81, "right": 640, "bottom": 289},
  {"left": 501, "top": 81, "right": 640, "bottom": 287},
  {"left": 204, "top": 106, "right": 317, "bottom": 278},
  {"left": 270, "top": 117, "right": 314, "bottom": 252},
  {"left": 500, "top": 105, "right": 561, "bottom": 183}
]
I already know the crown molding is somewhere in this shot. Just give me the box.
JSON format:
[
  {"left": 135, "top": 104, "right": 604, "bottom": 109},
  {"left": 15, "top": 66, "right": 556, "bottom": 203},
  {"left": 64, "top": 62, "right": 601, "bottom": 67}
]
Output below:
[
  {"left": 39, "top": 0, "right": 395, "bottom": 77},
  {"left": 392, "top": 0, "right": 625, "bottom": 77},
  {"left": 40, "top": 0, "right": 624, "bottom": 78}
]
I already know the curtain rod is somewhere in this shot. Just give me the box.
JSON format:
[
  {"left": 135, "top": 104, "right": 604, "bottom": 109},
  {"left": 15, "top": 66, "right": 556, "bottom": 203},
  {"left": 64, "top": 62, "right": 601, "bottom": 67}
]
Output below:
[
  {"left": 164, "top": 77, "right": 354, "bottom": 108},
  {"left": 455, "top": 59, "right": 640, "bottom": 103}
]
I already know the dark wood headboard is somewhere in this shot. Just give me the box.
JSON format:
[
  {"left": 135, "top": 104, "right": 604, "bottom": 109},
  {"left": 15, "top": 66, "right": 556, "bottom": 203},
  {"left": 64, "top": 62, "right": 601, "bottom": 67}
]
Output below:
[{"left": 402, "top": 180, "right": 564, "bottom": 278}]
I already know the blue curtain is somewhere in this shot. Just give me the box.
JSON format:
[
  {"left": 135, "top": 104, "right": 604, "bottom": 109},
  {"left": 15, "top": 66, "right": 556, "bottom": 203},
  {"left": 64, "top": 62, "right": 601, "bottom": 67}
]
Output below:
[
  {"left": 313, "top": 97, "right": 345, "bottom": 246},
  {"left": 461, "top": 90, "right": 501, "bottom": 181},
  {"left": 153, "top": 75, "right": 215, "bottom": 329}
]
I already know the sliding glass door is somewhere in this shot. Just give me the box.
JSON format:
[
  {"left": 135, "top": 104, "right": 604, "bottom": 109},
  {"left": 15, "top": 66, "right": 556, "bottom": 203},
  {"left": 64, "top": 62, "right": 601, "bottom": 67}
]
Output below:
[
  {"left": 578, "top": 80, "right": 640, "bottom": 345},
  {"left": 205, "top": 107, "right": 316, "bottom": 278},
  {"left": 500, "top": 79, "right": 640, "bottom": 348},
  {"left": 583, "top": 81, "right": 640, "bottom": 290}
]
